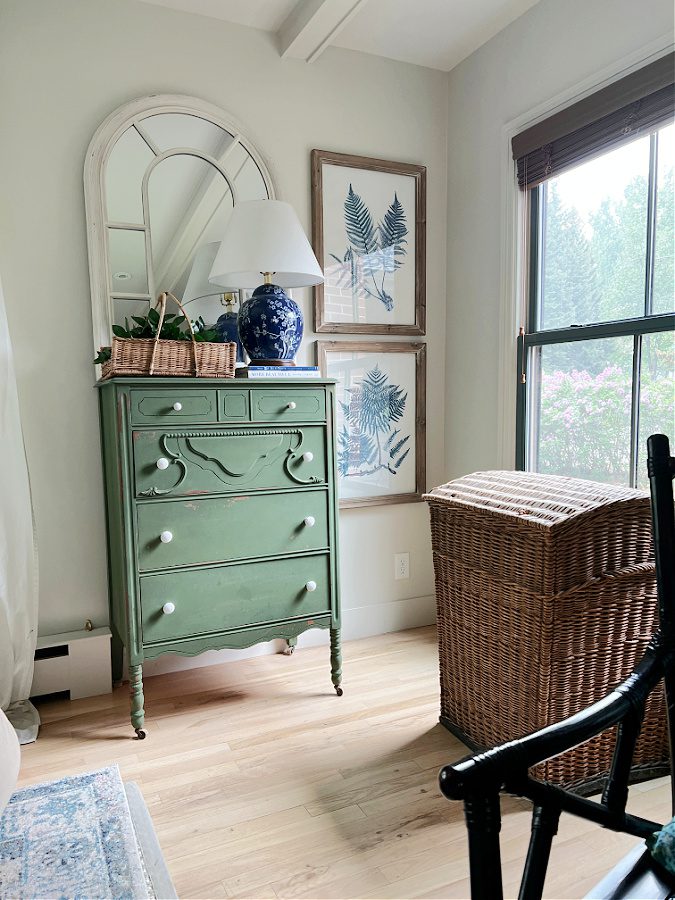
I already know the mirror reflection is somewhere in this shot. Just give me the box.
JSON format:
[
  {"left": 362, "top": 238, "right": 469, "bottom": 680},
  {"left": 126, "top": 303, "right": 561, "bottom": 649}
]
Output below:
[
  {"left": 142, "top": 113, "right": 231, "bottom": 156},
  {"left": 108, "top": 228, "right": 148, "bottom": 295},
  {"left": 148, "top": 154, "right": 234, "bottom": 301},
  {"left": 103, "top": 112, "right": 271, "bottom": 333}
]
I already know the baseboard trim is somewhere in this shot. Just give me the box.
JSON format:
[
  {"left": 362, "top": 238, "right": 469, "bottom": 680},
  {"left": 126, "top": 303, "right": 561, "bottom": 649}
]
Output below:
[{"left": 142, "top": 595, "right": 436, "bottom": 678}]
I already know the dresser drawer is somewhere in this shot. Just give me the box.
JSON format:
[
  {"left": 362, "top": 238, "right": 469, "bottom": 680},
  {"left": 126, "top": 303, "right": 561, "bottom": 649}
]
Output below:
[
  {"left": 129, "top": 390, "right": 217, "bottom": 425},
  {"left": 133, "top": 426, "right": 327, "bottom": 498},
  {"left": 251, "top": 388, "right": 326, "bottom": 423},
  {"left": 217, "top": 389, "right": 250, "bottom": 423},
  {"left": 140, "top": 554, "right": 331, "bottom": 644},
  {"left": 137, "top": 489, "right": 329, "bottom": 571}
]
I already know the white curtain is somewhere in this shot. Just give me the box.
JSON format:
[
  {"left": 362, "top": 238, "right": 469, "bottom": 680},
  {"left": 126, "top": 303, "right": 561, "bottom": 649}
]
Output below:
[{"left": 0, "top": 273, "right": 39, "bottom": 743}]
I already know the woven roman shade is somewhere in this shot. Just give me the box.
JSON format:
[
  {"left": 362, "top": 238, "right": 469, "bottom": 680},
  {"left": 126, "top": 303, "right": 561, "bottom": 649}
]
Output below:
[{"left": 513, "top": 52, "right": 675, "bottom": 189}]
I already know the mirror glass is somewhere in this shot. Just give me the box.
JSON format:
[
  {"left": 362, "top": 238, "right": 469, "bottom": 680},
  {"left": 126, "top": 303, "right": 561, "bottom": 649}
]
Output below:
[
  {"left": 142, "top": 113, "right": 231, "bottom": 156},
  {"left": 102, "top": 111, "right": 271, "bottom": 332},
  {"left": 148, "top": 155, "right": 234, "bottom": 303},
  {"left": 105, "top": 127, "right": 153, "bottom": 223},
  {"left": 108, "top": 228, "right": 148, "bottom": 295}
]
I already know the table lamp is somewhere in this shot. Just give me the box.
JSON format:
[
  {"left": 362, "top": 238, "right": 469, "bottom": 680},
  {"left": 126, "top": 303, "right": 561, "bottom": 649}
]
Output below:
[{"left": 208, "top": 200, "right": 324, "bottom": 365}]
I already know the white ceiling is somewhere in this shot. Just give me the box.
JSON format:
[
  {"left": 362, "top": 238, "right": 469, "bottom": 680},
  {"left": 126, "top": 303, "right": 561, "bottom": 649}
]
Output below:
[
  {"left": 138, "top": 0, "right": 300, "bottom": 33},
  {"left": 136, "top": 0, "right": 542, "bottom": 71}
]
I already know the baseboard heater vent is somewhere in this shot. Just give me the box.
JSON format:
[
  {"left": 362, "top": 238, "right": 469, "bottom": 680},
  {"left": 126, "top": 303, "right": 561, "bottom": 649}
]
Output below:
[{"left": 31, "top": 627, "right": 112, "bottom": 700}]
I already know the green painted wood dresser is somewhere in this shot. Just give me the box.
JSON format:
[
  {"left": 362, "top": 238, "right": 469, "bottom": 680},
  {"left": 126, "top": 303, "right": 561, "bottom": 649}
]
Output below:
[{"left": 97, "top": 377, "right": 342, "bottom": 737}]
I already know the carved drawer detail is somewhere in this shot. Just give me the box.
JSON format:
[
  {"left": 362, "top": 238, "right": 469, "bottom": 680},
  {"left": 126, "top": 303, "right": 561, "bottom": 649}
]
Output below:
[
  {"left": 217, "top": 389, "right": 250, "bottom": 423},
  {"left": 133, "top": 426, "right": 327, "bottom": 497}
]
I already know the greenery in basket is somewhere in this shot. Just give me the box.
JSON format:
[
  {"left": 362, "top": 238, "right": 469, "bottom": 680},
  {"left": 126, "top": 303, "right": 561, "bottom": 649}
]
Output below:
[{"left": 94, "top": 309, "right": 219, "bottom": 364}]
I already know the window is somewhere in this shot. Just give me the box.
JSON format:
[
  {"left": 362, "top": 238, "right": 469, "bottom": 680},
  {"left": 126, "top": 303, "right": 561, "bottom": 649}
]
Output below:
[{"left": 515, "top": 60, "right": 675, "bottom": 488}]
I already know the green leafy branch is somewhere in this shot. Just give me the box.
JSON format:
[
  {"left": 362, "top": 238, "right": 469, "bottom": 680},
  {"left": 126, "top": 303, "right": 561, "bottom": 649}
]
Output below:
[{"left": 94, "top": 308, "right": 219, "bottom": 365}]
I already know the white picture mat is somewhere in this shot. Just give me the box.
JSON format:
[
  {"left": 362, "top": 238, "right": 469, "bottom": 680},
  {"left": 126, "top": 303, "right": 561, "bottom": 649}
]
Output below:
[
  {"left": 321, "top": 164, "right": 416, "bottom": 326},
  {"left": 326, "top": 349, "right": 417, "bottom": 499}
]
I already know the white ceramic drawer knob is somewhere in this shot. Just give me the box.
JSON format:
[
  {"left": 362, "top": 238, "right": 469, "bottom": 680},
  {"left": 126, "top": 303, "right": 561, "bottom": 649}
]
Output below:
[
  {"left": 286, "top": 401, "right": 297, "bottom": 410},
  {"left": 160, "top": 530, "right": 173, "bottom": 544},
  {"left": 172, "top": 401, "right": 183, "bottom": 411},
  {"left": 304, "top": 515, "right": 316, "bottom": 528},
  {"left": 302, "top": 451, "right": 314, "bottom": 463},
  {"left": 305, "top": 580, "right": 317, "bottom": 592},
  {"left": 156, "top": 457, "right": 170, "bottom": 470},
  {"left": 162, "top": 601, "right": 176, "bottom": 615}
]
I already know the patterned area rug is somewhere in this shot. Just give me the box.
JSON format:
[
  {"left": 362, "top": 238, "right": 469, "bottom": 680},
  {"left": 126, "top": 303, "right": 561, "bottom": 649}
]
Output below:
[{"left": 0, "top": 765, "right": 175, "bottom": 899}]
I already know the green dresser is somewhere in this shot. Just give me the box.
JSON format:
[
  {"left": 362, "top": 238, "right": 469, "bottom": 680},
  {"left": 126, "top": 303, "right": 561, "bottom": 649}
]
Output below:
[{"left": 98, "top": 377, "right": 342, "bottom": 738}]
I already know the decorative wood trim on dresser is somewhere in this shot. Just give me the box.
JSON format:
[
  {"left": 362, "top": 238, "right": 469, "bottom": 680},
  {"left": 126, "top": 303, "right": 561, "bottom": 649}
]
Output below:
[{"left": 97, "top": 377, "right": 342, "bottom": 737}]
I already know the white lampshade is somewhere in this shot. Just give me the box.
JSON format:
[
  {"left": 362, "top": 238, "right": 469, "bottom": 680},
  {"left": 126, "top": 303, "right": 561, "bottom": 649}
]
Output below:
[
  {"left": 182, "top": 242, "right": 223, "bottom": 304},
  {"left": 208, "top": 200, "right": 324, "bottom": 290}
]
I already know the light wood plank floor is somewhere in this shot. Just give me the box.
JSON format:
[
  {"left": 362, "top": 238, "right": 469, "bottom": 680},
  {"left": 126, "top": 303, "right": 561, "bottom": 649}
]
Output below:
[{"left": 19, "top": 626, "right": 671, "bottom": 899}]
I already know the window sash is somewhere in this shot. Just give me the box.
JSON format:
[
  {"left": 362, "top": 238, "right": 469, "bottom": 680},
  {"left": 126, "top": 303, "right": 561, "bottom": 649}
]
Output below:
[
  {"left": 515, "top": 319, "right": 674, "bottom": 483},
  {"left": 523, "top": 313, "right": 675, "bottom": 347},
  {"left": 516, "top": 122, "right": 674, "bottom": 486}
]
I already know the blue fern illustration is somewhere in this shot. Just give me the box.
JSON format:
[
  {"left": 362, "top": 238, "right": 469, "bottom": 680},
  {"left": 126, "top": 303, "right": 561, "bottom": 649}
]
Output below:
[
  {"left": 344, "top": 185, "right": 379, "bottom": 257},
  {"left": 338, "top": 366, "right": 410, "bottom": 478},
  {"left": 329, "top": 186, "right": 408, "bottom": 312}
]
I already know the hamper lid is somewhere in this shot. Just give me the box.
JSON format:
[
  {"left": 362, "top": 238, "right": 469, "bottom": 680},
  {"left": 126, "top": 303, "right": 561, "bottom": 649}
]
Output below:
[{"left": 424, "top": 470, "right": 649, "bottom": 529}]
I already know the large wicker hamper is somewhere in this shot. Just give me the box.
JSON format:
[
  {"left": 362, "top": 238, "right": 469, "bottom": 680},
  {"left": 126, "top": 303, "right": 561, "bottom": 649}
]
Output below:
[{"left": 425, "top": 470, "right": 669, "bottom": 792}]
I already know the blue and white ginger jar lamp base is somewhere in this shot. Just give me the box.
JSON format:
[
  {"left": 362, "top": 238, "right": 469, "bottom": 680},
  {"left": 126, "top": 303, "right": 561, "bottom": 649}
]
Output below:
[{"left": 238, "top": 283, "right": 303, "bottom": 366}]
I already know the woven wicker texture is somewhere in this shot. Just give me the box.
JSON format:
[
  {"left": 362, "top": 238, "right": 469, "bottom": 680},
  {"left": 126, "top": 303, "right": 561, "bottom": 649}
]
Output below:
[
  {"left": 101, "top": 291, "right": 236, "bottom": 379},
  {"left": 425, "top": 470, "right": 668, "bottom": 790},
  {"left": 101, "top": 337, "right": 236, "bottom": 379}
]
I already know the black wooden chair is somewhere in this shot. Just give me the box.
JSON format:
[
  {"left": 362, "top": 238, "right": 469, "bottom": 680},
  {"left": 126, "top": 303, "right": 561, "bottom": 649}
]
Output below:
[{"left": 439, "top": 433, "right": 675, "bottom": 899}]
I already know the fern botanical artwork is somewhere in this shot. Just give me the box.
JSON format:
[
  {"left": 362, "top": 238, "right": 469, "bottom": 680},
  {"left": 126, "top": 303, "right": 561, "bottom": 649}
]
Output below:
[
  {"left": 312, "top": 151, "right": 426, "bottom": 335},
  {"left": 317, "top": 341, "right": 426, "bottom": 506}
]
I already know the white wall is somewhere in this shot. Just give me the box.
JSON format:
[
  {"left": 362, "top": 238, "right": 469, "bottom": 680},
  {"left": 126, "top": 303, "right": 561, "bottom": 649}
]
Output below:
[
  {"left": 0, "top": 0, "right": 447, "bottom": 651},
  {"left": 444, "top": 0, "right": 674, "bottom": 480}
]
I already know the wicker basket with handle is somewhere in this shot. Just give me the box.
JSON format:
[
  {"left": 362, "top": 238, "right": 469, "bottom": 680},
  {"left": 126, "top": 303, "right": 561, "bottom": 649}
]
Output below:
[
  {"left": 101, "top": 291, "right": 236, "bottom": 379},
  {"left": 425, "top": 470, "right": 668, "bottom": 792}
]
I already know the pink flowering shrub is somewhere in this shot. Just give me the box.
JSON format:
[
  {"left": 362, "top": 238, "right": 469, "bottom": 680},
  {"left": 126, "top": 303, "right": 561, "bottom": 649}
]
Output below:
[{"left": 538, "top": 365, "right": 673, "bottom": 484}]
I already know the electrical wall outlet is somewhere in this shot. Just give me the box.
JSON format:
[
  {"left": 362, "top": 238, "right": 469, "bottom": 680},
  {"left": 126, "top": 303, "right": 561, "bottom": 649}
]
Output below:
[{"left": 394, "top": 552, "right": 410, "bottom": 580}]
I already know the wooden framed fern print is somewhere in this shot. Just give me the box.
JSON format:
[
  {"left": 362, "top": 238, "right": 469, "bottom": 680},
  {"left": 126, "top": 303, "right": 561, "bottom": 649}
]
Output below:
[
  {"left": 311, "top": 150, "right": 426, "bottom": 335},
  {"left": 317, "top": 341, "right": 426, "bottom": 507}
]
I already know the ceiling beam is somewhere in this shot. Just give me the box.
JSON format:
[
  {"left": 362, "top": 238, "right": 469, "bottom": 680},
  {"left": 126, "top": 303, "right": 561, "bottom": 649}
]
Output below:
[{"left": 278, "top": 0, "right": 370, "bottom": 64}]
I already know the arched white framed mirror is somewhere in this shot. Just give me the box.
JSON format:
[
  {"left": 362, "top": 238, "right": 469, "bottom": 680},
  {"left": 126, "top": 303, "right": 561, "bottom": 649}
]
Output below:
[{"left": 84, "top": 95, "right": 275, "bottom": 354}]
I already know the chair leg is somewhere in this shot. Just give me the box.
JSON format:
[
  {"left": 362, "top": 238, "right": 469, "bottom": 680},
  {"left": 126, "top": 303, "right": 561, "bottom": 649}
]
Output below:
[
  {"left": 518, "top": 804, "right": 560, "bottom": 900},
  {"left": 464, "top": 791, "right": 504, "bottom": 899},
  {"left": 664, "top": 660, "right": 675, "bottom": 816},
  {"left": 602, "top": 710, "right": 643, "bottom": 816},
  {"left": 646, "top": 433, "right": 675, "bottom": 814}
]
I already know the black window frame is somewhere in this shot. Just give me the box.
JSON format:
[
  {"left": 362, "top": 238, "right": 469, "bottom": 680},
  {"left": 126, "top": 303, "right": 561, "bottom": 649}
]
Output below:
[{"left": 516, "top": 127, "right": 675, "bottom": 487}]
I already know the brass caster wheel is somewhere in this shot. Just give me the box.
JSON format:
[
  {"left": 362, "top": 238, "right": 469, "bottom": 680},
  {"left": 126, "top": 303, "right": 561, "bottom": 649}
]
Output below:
[
  {"left": 335, "top": 686, "right": 343, "bottom": 697},
  {"left": 135, "top": 728, "right": 147, "bottom": 740}
]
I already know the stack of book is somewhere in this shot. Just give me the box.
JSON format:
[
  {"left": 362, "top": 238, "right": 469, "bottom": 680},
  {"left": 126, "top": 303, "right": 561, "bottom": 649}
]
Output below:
[{"left": 240, "top": 365, "right": 321, "bottom": 380}]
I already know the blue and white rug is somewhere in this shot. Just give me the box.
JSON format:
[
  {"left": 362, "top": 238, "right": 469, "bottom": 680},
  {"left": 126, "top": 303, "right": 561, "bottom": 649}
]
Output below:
[{"left": 0, "top": 765, "right": 175, "bottom": 900}]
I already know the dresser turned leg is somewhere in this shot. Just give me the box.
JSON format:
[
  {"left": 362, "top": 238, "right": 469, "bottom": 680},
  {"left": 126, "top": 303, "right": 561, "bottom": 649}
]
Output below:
[
  {"left": 129, "top": 664, "right": 146, "bottom": 738},
  {"left": 284, "top": 637, "right": 297, "bottom": 655},
  {"left": 330, "top": 628, "right": 343, "bottom": 696}
]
